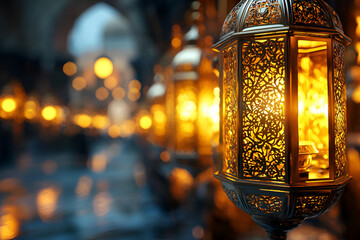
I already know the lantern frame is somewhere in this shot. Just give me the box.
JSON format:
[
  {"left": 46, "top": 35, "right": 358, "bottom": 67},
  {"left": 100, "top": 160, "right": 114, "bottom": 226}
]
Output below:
[{"left": 214, "top": 0, "right": 351, "bottom": 238}]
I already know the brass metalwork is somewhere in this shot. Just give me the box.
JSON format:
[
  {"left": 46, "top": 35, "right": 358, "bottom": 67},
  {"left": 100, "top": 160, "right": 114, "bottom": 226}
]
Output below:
[
  {"left": 241, "top": 38, "right": 286, "bottom": 181},
  {"left": 292, "top": 0, "right": 330, "bottom": 27},
  {"left": 245, "top": 0, "right": 282, "bottom": 28},
  {"left": 214, "top": 0, "right": 351, "bottom": 239}
]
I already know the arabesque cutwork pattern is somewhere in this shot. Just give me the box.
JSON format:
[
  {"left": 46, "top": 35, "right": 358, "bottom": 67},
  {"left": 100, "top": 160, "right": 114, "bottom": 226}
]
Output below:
[
  {"left": 322, "top": 2, "right": 344, "bottom": 32},
  {"left": 241, "top": 38, "right": 286, "bottom": 181},
  {"left": 333, "top": 42, "right": 347, "bottom": 178},
  {"left": 292, "top": 0, "right": 330, "bottom": 27},
  {"left": 244, "top": 0, "right": 282, "bottom": 28},
  {"left": 294, "top": 194, "right": 329, "bottom": 217},
  {"left": 223, "top": 186, "right": 240, "bottom": 205},
  {"left": 245, "top": 193, "right": 282, "bottom": 217},
  {"left": 223, "top": 43, "right": 239, "bottom": 177},
  {"left": 221, "top": 0, "right": 247, "bottom": 37}
]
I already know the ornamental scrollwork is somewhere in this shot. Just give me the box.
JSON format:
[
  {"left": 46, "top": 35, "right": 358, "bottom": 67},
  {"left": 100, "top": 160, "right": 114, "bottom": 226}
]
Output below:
[
  {"left": 294, "top": 194, "right": 330, "bottom": 218},
  {"left": 241, "top": 38, "right": 286, "bottom": 181},
  {"left": 221, "top": 0, "right": 247, "bottom": 37},
  {"left": 223, "top": 186, "right": 240, "bottom": 205},
  {"left": 223, "top": 43, "right": 239, "bottom": 177},
  {"left": 333, "top": 41, "right": 347, "bottom": 178},
  {"left": 245, "top": 193, "right": 282, "bottom": 217},
  {"left": 244, "top": 0, "right": 282, "bottom": 28},
  {"left": 292, "top": 0, "right": 330, "bottom": 27}
]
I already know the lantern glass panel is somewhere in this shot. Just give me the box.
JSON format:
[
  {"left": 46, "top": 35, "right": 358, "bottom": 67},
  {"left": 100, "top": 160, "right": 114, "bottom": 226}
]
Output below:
[
  {"left": 175, "top": 80, "right": 197, "bottom": 153},
  {"left": 297, "top": 39, "right": 329, "bottom": 180}
]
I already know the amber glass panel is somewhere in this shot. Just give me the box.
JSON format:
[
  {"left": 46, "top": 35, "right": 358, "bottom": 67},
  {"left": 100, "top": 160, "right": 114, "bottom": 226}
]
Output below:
[
  {"left": 297, "top": 40, "right": 329, "bottom": 180},
  {"left": 241, "top": 38, "right": 286, "bottom": 182},
  {"left": 175, "top": 80, "right": 197, "bottom": 153},
  {"left": 222, "top": 43, "right": 238, "bottom": 177}
]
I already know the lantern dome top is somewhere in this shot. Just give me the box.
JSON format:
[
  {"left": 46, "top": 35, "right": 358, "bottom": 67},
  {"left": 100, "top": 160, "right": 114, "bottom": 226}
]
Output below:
[{"left": 220, "top": 0, "right": 344, "bottom": 40}]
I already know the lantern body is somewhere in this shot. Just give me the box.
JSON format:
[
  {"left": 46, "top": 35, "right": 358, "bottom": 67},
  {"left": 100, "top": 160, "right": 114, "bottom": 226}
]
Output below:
[
  {"left": 215, "top": 0, "right": 350, "bottom": 237},
  {"left": 171, "top": 29, "right": 219, "bottom": 166}
]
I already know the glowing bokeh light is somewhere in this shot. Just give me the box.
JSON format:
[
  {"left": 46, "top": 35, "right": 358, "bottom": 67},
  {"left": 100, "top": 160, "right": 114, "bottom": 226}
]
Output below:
[
  {"left": 108, "top": 125, "right": 121, "bottom": 138},
  {"left": 37, "top": 187, "right": 59, "bottom": 221},
  {"left": 139, "top": 115, "right": 152, "bottom": 130},
  {"left": 63, "top": 61, "right": 77, "bottom": 76},
  {"left": 104, "top": 76, "right": 118, "bottom": 90},
  {"left": 91, "top": 153, "right": 107, "bottom": 173},
  {"left": 73, "top": 114, "right": 92, "bottom": 128},
  {"left": 42, "top": 106, "right": 57, "bottom": 121},
  {"left": 95, "top": 87, "right": 109, "bottom": 101},
  {"left": 24, "top": 100, "right": 38, "bottom": 120},
  {"left": 72, "top": 76, "right": 87, "bottom": 91},
  {"left": 92, "top": 115, "right": 110, "bottom": 130},
  {"left": 0, "top": 208, "right": 19, "bottom": 240},
  {"left": 112, "top": 87, "right": 125, "bottom": 100},
  {"left": 1, "top": 98, "right": 17, "bottom": 113},
  {"left": 76, "top": 176, "right": 93, "bottom": 198},
  {"left": 94, "top": 57, "right": 113, "bottom": 79},
  {"left": 129, "top": 79, "right": 141, "bottom": 90}
]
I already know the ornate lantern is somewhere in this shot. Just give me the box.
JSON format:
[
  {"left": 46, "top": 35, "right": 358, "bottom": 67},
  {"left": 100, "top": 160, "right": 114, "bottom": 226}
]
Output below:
[
  {"left": 214, "top": 0, "right": 351, "bottom": 238},
  {"left": 171, "top": 2, "right": 219, "bottom": 168}
]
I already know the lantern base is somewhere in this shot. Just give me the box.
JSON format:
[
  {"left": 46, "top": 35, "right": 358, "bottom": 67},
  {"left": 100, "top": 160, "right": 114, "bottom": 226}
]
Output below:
[{"left": 252, "top": 216, "right": 303, "bottom": 240}]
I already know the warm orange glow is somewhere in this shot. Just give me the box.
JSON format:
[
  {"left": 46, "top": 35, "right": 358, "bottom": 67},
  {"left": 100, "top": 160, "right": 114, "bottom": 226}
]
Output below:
[
  {"left": 92, "top": 115, "right": 110, "bottom": 130},
  {"left": 104, "top": 76, "right": 118, "bottom": 90},
  {"left": 91, "top": 153, "right": 107, "bottom": 173},
  {"left": 94, "top": 57, "right": 113, "bottom": 79},
  {"left": 76, "top": 176, "right": 93, "bottom": 198},
  {"left": 93, "top": 191, "right": 112, "bottom": 217},
  {"left": 172, "top": 37, "right": 182, "bottom": 49},
  {"left": 139, "top": 115, "right": 152, "bottom": 130},
  {"left": 42, "top": 106, "right": 57, "bottom": 121},
  {"left": 169, "top": 168, "right": 193, "bottom": 201},
  {"left": 1, "top": 98, "right": 17, "bottom": 113},
  {"left": 352, "top": 85, "right": 360, "bottom": 103},
  {"left": 129, "top": 79, "right": 141, "bottom": 90},
  {"left": 72, "top": 76, "right": 87, "bottom": 91},
  {"left": 298, "top": 40, "right": 329, "bottom": 179},
  {"left": 128, "top": 90, "right": 141, "bottom": 102},
  {"left": 24, "top": 100, "right": 38, "bottom": 120},
  {"left": 0, "top": 206, "right": 20, "bottom": 240},
  {"left": 112, "top": 87, "right": 125, "bottom": 100},
  {"left": 63, "top": 61, "right": 77, "bottom": 76},
  {"left": 120, "top": 120, "right": 135, "bottom": 137},
  {"left": 37, "top": 187, "right": 59, "bottom": 221},
  {"left": 150, "top": 104, "right": 167, "bottom": 140},
  {"left": 108, "top": 125, "right": 121, "bottom": 138},
  {"left": 175, "top": 82, "right": 197, "bottom": 152},
  {"left": 95, "top": 87, "right": 109, "bottom": 101},
  {"left": 160, "top": 151, "right": 171, "bottom": 162},
  {"left": 73, "top": 114, "right": 92, "bottom": 128}
]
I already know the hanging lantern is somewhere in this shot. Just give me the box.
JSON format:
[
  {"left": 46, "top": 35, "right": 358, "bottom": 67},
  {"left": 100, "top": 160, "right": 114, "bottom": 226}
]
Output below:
[
  {"left": 170, "top": 1, "right": 219, "bottom": 168},
  {"left": 214, "top": 0, "right": 350, "bottom": 238}
]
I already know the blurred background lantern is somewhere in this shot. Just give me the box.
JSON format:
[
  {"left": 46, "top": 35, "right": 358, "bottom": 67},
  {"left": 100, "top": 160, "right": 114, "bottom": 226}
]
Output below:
[
  {"left": 214, "top": 0, "right": 351, "bottom": 239},
  {"left": 146, "top": 69, "right": 168, "bottom": 147},
  {"left": 170, "top": 1, "right": 219, "bottom": 169}
]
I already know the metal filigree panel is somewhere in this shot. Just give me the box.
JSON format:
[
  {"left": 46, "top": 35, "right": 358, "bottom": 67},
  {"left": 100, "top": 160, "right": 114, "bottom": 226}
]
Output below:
[
  {"left": 294, "top": 194, "right": 330, "bottom": 218},
  {"left": 221, "top": 0, "right": 247, "bottom": 37},
  {"left": 245, "top": 193, "right": 282, "bottom": 217},
  {"left": 223, "top": 43, "right": 239, "bottom": 177},
  {"left": 333, "top": 41, "right": 347, "bottom": 178},
  {"left": 292, "top": 0, "right": 330, "bottom": 27},
  {"left": 241, "top": 38, "right": 286, "bottom": 181},
  {"left": 244, "top": 0, "right": 282, "bottom": 28}
]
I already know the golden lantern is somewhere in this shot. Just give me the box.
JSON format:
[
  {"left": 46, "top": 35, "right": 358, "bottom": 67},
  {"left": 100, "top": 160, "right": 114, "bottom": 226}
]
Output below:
[
  {"left": 170, "top": 2, "right": 219, "bottom": 167},
  {"left": 214, "top": 0, "right": 350, "bottom": 238}
]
